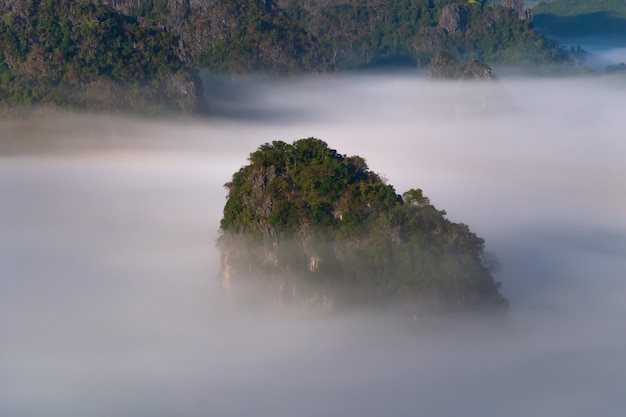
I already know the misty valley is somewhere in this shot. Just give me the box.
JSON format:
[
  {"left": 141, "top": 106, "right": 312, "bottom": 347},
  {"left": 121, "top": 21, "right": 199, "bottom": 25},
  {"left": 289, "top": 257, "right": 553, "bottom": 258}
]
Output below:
[
  {"left": 4, "top": 0, "right": 626, "bottom": 414},
  {"left": 1, "top": 73, "right": 626, "bottom": 416}
]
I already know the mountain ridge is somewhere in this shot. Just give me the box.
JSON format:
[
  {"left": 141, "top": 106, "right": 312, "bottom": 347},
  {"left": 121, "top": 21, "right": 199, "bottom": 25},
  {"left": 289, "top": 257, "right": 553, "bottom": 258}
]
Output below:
[{"left": 0, "top": 0, "right": 580, "bottom": 113}]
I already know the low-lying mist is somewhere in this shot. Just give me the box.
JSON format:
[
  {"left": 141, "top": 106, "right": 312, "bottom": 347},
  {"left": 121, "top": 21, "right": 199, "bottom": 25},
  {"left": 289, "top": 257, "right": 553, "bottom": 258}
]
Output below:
[{"left": 2, "top": 74, "right": 626, "bottom": 416}]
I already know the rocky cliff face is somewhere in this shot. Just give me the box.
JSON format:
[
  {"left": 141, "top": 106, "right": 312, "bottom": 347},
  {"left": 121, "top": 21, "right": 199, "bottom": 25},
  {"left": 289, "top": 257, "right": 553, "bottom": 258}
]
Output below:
[
  {"left": 426, "top": 51, "right": 496, "bottom": 80},
  {"left": 439, "top": 4, "right": 467, "bottom": 34},
  {"left": 424, "top": 52, "right": 512, "bottom": 115},
  {"left": 164, "top": 70, "right": 208, "bottom": 114}
]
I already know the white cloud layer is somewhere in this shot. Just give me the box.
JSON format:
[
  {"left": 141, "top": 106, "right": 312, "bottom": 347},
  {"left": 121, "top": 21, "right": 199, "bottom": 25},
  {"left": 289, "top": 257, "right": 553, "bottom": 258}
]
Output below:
[{"left": 1, "top": 74, "right": 626, "bottom": 416}]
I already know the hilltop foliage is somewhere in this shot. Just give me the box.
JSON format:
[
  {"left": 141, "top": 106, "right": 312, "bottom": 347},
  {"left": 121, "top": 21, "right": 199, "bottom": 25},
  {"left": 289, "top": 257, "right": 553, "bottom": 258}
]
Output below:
[{"left": 219, "top": 138, "right": 508, "bottom": 315}]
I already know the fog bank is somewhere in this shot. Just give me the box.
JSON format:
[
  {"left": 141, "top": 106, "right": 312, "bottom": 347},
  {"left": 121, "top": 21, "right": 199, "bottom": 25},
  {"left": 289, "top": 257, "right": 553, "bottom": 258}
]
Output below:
[{"left": 1, "top": 75, "right": 626, "bottom": 416}]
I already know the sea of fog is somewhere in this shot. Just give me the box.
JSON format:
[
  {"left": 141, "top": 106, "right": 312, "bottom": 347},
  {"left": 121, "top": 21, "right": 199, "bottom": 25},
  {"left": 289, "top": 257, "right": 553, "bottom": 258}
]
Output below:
[
  {"left": 549, "top": 37, "right": 626, "bottom": 71},
  {"left": 1, "top": 75, "right": 626, "bottom": 416}
]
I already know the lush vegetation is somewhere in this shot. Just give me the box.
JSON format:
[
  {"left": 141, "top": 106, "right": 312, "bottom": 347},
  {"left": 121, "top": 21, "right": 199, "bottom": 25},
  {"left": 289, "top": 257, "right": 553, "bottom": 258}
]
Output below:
[
  {"left": 279, "top": 0, "right": 571, "bottom": 69},
  {"left": 0, "top": 0, "right": 202, "bottom": 113},
  {"left": 0, "top": 0, "right": 583, "bottom": 112},
  {"left": 99, "top": 0, "right": 574, "bottom": 73},
  {"left": 219, "top": 138, "right": 508, "bottom": 315}
]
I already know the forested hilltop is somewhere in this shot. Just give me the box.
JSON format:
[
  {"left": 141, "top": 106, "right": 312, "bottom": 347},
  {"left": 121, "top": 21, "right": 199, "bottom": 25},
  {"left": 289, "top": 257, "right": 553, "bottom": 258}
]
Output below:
[
  {"left": 218, "top": 138, "right": 508, "bottom": 316},
  {"left": 0, "top": 0, "right": 576, "bottom": 113}
]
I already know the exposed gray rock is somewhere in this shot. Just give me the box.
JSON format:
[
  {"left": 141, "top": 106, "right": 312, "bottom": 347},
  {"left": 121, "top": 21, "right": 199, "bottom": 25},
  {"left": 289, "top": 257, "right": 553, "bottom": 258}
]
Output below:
[
  {"left": 463, "top": 59, "right": 496, "bottom": 80},
  {"left": 426, "top": 51, "right": 462, "bottom": 79},
  {"left": 427, "top": 52, "right": 496, "bottom": 81},
  {"left": 425, "top": 52, "right": 511, "bottom": 116},
  {"left": 438, "top": 4, "right": 466, "bottom": 34},
  {"left": 501, "top": 0, "right": 532, "bottom": 20},
  {"left": 165, "top": 70, "right": 209, "bottom": 114},
  {"left": 413, "top": 26, "right": 447, "bottom": 52}
]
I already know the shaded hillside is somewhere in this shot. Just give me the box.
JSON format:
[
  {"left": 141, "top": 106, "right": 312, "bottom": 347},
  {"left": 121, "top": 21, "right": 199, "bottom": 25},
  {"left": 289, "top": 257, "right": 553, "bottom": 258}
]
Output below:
[
  {"left": 218, "top": 138, "right": 508, "bottom": 316},
  {"left": 0, "top": 0, "right": 206, "bottom": 114},
  {"left": 278, "top": 0, "right": 570, "bottom": 69}
]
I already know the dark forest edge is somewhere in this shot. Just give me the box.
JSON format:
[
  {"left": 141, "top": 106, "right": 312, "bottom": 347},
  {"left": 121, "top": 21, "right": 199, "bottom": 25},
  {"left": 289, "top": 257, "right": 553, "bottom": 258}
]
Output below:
[{"left": 0, "top": 0, "right": 601, "bottom": 115}]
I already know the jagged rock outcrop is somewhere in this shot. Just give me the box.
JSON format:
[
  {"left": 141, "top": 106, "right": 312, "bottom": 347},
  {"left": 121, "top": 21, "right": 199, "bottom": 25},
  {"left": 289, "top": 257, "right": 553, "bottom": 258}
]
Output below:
[
  {"left": 164, "top": 70, "right": 208, "bottom": 114},
  {"left": 424, "top": 52, "right": 512, "bottom": 115},
  {"left": 427, "top": 51, "right": 463, "bottom": 79},
  {"left": 427, "top": 51, "right": 496, "bottom": 80},
  {"left": 463, "top": 59, "right": 496, "bottom": 80},
  {"left": 501, "top": 0, "right": 532, "bottom": 20},
  {"left": 218, "top": 138, "right": 508, "bottom": 317},
  {"left": 439, "top": 4, "right": 467, "bottom": 34}
]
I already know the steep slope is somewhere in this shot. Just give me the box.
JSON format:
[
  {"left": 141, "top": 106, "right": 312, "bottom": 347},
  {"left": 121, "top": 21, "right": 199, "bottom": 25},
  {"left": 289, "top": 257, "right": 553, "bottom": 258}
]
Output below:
[{"left": 218, "top": 138, "right": 508, "bottom": 316}]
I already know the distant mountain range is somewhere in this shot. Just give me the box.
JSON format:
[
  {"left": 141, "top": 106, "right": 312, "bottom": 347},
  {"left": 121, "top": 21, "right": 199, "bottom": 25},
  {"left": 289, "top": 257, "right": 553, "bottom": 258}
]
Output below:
[{"left": 0, "top": 0, "right": 581, "bottom": 114}]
